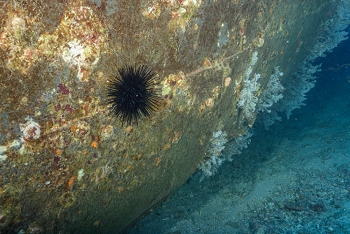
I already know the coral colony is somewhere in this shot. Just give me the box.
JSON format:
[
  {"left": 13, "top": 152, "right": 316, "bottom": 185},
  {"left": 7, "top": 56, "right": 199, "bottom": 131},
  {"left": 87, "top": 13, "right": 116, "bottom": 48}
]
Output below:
[{"left": 198, "top": 1, "right": 350, "bottom": 179}]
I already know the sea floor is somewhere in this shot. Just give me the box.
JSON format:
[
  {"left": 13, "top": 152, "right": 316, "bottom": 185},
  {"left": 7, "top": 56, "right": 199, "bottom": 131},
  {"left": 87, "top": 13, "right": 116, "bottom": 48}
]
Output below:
[{"left": 127, "top": 41, "right": 350, "bottom": 234}]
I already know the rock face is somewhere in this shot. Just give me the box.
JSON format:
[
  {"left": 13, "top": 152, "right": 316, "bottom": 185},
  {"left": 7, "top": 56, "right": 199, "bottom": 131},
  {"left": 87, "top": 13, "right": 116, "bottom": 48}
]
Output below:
[{"left": 0, "top": 0, "right": 340, "bottom": 233}]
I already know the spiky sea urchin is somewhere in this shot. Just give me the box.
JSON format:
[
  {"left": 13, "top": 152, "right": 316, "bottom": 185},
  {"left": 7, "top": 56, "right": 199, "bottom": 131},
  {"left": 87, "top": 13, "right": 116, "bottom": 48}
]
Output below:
[{"left": 106, "top": 65, "right": 160, "bottom": 125}]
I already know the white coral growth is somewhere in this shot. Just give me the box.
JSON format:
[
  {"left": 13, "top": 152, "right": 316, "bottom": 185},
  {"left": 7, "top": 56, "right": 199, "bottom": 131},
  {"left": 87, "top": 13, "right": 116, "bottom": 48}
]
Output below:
[
  {"left": 223, "top": 131, "right": 252, "bottom": 158},
  {"left": 279, "top": 61, "right": 320, "bottom": 119},
  {"left": 237, "top": 51, "right": 260, "bottom": 125},
  {"left": 257, "top": 66, "right": 285, "bottom": 129},
  {"left": 308, "top": 0, "right": 350, "bottom": 60},
  {"left": 276, "top": 1, "right": 349, "bottom": 119},
  {"left": 258, "top": 66, "right": 284, "bottom": 113},
  {"left": 198, "top": 130, "right": 227, "bottom": 179},
  {"left": 237, "top": 73, "right": 261, "bottom": 123},
  {"left": 198, "top": 130, "right": 252, "bottom": 180}
]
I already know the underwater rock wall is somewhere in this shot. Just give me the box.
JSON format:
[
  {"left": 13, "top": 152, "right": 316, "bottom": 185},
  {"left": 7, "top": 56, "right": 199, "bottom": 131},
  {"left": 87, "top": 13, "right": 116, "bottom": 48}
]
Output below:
[{"left": 0, "top": 0, "right": 340, "bottom": 233}]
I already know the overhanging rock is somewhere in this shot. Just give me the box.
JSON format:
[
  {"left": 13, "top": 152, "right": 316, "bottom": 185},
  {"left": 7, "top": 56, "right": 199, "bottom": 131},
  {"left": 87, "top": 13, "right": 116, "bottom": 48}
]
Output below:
[{"left": 0, "top": 0, "right": 342, "bottom": 233}]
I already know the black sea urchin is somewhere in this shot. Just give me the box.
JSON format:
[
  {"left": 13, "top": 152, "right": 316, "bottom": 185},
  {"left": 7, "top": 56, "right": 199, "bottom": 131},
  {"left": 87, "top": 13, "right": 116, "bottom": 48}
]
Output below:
[{"left": 106, "top": 65, "right": 160, "bottom": 125}]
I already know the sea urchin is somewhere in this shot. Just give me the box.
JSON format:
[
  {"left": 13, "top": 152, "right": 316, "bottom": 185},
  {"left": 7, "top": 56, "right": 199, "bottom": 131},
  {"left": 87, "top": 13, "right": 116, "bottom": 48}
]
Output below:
[{"left": 106, "top": 65, "right": 160, "bottom": 125}]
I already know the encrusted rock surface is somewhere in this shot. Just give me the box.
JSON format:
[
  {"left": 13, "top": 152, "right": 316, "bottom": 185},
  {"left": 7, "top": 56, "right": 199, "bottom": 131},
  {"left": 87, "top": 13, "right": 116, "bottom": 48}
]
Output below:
[{"left": 0, "top": 0, "right": 339, "bottom": 233}]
